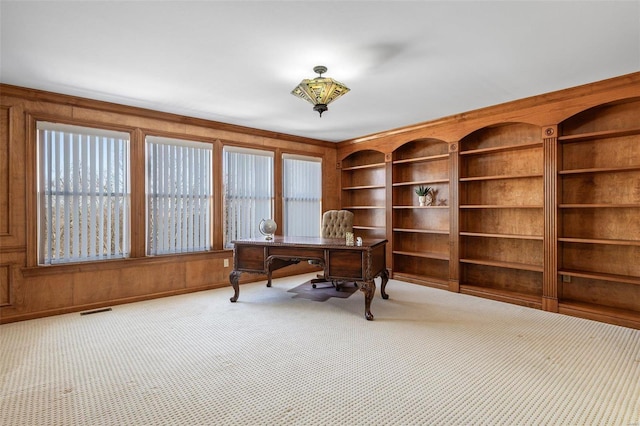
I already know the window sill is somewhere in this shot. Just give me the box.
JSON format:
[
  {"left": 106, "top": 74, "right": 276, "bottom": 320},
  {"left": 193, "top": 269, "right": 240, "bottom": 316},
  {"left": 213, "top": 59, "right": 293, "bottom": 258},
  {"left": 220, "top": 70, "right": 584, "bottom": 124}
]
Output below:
[{"left": 21, "top": 250, "right": 233, "bottom": 278}]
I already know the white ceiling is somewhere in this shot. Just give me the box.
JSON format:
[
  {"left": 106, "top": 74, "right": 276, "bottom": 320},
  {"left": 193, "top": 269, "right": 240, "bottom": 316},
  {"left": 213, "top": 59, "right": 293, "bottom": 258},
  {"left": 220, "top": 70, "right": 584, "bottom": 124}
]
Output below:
[{"left": 1, "top": 1, "right": 639, "bottom": 142}]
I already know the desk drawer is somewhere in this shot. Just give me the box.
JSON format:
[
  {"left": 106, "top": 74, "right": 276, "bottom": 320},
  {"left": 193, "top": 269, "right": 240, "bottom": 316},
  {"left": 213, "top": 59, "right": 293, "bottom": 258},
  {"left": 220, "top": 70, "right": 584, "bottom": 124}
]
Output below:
[
  {"left": 268, "top": 247, "right": 324, "bottom": 259},
  {"left": 235, "top": 245, "right": 265, "bottom": 271},
  {"left": 327, "top": 250, "right": 363, "bottom": 279}
]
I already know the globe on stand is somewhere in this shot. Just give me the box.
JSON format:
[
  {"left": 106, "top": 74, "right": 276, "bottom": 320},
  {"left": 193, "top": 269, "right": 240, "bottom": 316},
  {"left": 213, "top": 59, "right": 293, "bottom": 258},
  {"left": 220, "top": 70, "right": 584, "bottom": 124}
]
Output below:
[{"left": 259, "top": 218, "right": 277, "bottom": 240}]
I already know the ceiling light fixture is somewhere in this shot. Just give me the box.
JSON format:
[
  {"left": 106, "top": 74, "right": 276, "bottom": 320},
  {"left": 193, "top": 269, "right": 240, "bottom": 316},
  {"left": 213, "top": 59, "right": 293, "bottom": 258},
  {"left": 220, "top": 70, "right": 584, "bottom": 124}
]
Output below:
[{"left": 291, "top": 66, "right": 350, "bottom": 117}]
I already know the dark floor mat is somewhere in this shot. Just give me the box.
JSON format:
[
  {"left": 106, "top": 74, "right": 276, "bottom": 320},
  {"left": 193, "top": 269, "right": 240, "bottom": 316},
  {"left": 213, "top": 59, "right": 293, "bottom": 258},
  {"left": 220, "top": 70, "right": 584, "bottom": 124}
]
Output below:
[{"left": 287, "top": 280, "right": 358, "bottom": 301}]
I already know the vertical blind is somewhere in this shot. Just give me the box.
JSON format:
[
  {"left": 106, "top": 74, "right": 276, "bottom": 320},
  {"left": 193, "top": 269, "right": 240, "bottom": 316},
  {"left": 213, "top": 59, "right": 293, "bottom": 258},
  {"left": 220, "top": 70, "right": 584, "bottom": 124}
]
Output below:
[
  {"left": 282, "top": 154, "right": 321, "bottom": 237},
  {"left": 37, "top": 122, "right": 130, "bottom": 264},
  {"left": 223, "top": 146, "right": 274, "bottom": 248},
  {"left": 146, "top": 136, "right": 212, "bottom": 255}
]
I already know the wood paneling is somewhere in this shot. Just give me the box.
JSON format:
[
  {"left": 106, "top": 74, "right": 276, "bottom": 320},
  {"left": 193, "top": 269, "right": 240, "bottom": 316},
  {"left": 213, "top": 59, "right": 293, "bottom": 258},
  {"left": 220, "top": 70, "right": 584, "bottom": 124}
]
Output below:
[
  {"left": 0, "top": 84, "right": 335, "bottom": 323},
  {"left": 0, "top": 106, "right": 10, "bottom": 236},
  {"left": 2, "top": 72, "right": 640, "bottom": 328},
  {"left": 0, "top": 264, "right": 10, "bottom": 306},
  {"left": 337, "top": 72, "right": 640, "bottom": 329}
]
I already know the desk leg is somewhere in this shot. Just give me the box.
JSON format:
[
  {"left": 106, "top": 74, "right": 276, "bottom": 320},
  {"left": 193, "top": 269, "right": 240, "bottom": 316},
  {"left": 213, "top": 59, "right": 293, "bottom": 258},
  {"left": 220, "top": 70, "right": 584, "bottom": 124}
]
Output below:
[
  {"left": 380, "top": 269, "right": 390, "bottom": 300},
  {"left": 266, "top": 268, "right": 273, "bottom": 288},
  {"left": 359, "top": 280, "right": 376, "bottom": 321},
  {"left": 229, "top": 271, "right": 241, "bottom": 302}
]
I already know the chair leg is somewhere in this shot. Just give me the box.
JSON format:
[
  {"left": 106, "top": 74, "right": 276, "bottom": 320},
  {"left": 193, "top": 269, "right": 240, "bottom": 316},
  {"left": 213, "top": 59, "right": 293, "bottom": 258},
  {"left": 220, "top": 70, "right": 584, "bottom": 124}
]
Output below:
[
  {"left": 311, "top": 274, "right": 330, "bottom": 289},
  {"left": 311, "top": 276, "right": 355, "bottom": 291}
]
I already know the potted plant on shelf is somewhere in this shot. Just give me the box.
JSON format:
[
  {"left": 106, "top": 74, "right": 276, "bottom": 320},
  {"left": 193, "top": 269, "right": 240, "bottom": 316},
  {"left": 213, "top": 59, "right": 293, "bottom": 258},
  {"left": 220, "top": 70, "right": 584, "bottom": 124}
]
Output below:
[{"left": 415, "top": 185, "right": 432, "bottom": 206}]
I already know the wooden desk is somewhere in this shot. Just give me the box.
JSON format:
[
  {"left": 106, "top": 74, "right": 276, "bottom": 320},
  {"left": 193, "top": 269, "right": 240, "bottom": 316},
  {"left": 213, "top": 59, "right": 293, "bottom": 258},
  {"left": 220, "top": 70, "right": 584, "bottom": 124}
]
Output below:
[{"left": 229, "top": 236, "right": 389, "bottom": 320}]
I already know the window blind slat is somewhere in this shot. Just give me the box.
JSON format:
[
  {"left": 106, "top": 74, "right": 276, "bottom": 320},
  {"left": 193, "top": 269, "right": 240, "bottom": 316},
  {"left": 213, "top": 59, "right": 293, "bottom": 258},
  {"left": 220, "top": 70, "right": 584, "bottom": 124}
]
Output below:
[
  {"left": 71, "top": 133, "right": 80, "bottom": 258},
  {"left": 63, "top": 132, "right": 71, "bottom": 260},
  {"left": 80, "top": 134, "right": 88, "bottom": 257},
  {"left": 54, "top": 133, "right": 62, "bottom": 260},
  {"left": 106, "top": 138, "right": 113, "bottom": 258}
]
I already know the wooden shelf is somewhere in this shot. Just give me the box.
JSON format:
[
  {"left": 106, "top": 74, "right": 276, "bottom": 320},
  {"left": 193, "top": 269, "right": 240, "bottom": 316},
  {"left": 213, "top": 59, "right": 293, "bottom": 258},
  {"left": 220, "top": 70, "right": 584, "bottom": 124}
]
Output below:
[
  {"left": 392, "top": 272, "right": 449, "bottom": 289},
  {"left": 459, "top": 141, "right": 542, "bottom": 156},
  {"left": 459, "top": 284, "right": 542, "bottom": 309},
  {"left": 558, "top": 127, "right": 640, "bottom": 143},
  {"left": 393, "top": 250, "right": 449, "bottom": 261},
  {"left": 558, "top": 300, "right": 640, "bottom": 329},
  {"left": 459, "top": 173, "right": 542, "bottom": 182},
  {"left": 460, "top": 205, "right": 543, "bottom": 209},
  {"left": 460, "top": 258, "right": 543, "bottom": 272},
  {"left": 393, "top": 205, "right": 449, "bottom": 209},
  {"left": 343, "top": 205, "right": 386, "bottom": 209},
  {"left": 353, "top": 225, "right": 385, "bottom": 231},
  {"left": 393, "top": 228, "right": 449, "bottom": 235},
  {"left": 559, "top": 165, "right": 640, "bottom": 175},
  {"left": 341, "top": 162, "right": 385, "bottom": 171},
  {"left": 461, "top": 232, "right": 543, "bottom": 240},
  {"left": 559, "top": 203, "right": 639, "bottom": 209},
  {"left": 392, "top": 179, "right": 449, "bottom": 187},
  {"left": 392, "top": 153, "right": 449, "bottom": 165},
  {"left": 342, "top": 184, "right": 386, "bottom": 190},
  {"left": 559, "top": 269, "right": 640, "bottom": 286},
  {"left": 558, "top": 237, "right": 640, "bottom": 246}
]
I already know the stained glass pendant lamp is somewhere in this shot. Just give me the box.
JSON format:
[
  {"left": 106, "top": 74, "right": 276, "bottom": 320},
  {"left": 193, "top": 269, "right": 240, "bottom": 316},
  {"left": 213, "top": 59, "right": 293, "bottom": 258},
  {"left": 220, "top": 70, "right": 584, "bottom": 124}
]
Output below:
[{"left": 291, "top": 66, "right": 350, "bottom": 117}]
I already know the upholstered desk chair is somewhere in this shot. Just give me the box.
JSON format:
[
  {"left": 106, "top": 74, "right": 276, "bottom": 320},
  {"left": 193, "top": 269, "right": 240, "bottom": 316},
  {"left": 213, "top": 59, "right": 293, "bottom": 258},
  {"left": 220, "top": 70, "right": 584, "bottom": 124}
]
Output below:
[{"left": 311, "top": 210, "right": 354, "bottom": 290}]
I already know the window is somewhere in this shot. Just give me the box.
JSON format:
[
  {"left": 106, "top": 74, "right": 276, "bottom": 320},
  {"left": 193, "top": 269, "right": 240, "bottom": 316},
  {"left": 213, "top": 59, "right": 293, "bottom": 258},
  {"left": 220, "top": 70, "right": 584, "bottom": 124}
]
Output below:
[
  {"left": 37, "top": 122, "right": 130, "bottom": 264},
  {"left": 146, "top": 136, "right": 212, "bottom": 255},
  {"left": 223, "top": 146, "right": 274, "bottom": 248},
  {"left": 282, "top": 154, "right": 321, "bottom": 237}
]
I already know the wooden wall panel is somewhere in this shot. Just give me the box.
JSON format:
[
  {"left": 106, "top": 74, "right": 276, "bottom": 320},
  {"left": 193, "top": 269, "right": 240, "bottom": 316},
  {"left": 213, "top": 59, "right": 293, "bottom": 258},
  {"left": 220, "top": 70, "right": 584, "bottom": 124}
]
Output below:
[
  {"left": 0, "top": 264, "right": 10, "bottom": 306},
  {"left": 0, "top": 84, "right": 338, "bottom": 323},
  {"left": 0, "top": 106, "right": 10, "bottom": 236},
  {"left": 23, "top": 274, "right": 75, "bottom": 312}
]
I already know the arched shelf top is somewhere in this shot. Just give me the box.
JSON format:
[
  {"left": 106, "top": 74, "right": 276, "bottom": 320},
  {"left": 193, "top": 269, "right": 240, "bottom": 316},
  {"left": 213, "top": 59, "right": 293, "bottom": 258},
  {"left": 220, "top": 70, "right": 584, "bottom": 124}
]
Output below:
[
  {"left": 459, "top": 122, "right": 541, "bottom": 153},
  {"left": 560, "top": 97, "right": 640, "bottom": 138},
  {"left": 393, "top": 138, "right": 449, "bottom": 163},
  {"left": 340, "top": 149, "right": 386, "bottom": 169}
]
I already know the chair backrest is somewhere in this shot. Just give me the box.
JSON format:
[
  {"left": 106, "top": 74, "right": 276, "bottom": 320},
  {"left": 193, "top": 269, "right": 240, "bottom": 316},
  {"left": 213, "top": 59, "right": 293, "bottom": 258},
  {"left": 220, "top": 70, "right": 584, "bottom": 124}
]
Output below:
[{"left": 321, "top": 210, "right": 354, "bottom": 238}]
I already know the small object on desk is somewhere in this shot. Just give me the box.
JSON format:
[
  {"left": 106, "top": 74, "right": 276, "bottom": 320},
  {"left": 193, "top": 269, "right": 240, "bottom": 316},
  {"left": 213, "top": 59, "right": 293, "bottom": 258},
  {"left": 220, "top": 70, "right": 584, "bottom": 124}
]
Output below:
[
  {"left": 345, "top": 232, "right": 355, "bottom": 246},
  {"left": 356, "top": 237, "right": 363, "bottom": 246},
  {"left": 259, "top": 218, "right": 277, "bottom": 240}
]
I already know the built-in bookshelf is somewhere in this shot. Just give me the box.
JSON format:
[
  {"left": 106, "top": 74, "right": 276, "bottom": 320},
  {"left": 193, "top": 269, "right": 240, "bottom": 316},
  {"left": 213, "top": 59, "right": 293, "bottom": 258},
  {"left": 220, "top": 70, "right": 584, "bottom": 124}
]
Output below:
[
  {"left": 340, "top": 150, "right": 386, "bottom": 239},
  {"left": 391, "top": 139, "right": 450, "bottom": 288},
  {"left": 333, "top": 75, "right": 640, "bottom": 329},
  {"left": 458, "top": 123, "right": 544, "bottom": 308},
  {"left": 557, "top": 99, "right": 640, "bottom": 327}
]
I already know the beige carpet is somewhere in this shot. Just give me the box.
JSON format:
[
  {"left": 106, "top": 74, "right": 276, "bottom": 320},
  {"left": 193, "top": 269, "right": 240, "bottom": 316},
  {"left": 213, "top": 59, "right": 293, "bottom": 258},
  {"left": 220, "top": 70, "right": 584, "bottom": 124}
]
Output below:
[{"left": 1, "top": 273, "right": 639, "bottom": 425}]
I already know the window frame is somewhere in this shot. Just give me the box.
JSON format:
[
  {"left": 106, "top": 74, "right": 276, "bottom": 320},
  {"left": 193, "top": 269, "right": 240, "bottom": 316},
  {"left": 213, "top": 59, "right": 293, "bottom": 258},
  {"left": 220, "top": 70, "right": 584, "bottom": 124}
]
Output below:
[
  {"left": 35, "top": 120, "right": 132, "bottom": 265},
  {"left": 282, "top": 153, "right": 322, "bottom": 238},
  {"left": 222, "top": 145, "right": 275, "bottom": 248},
  {"left": 145, "top": 135, "right": 214, "bottom": 256},
  {"left": 24, "top": 114, "right": 329, "bottom": 273}
]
